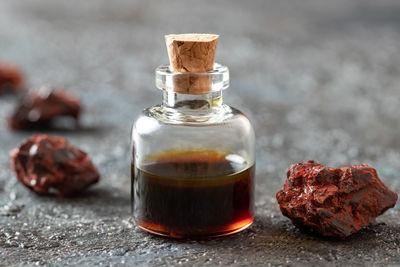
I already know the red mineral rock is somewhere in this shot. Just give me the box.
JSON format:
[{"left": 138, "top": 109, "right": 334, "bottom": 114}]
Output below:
[
  {"left": 276, "top": 160, "right": 398, "bottom": 238},
  {"left": 8, "top": 87, "right": 81, "bottom": 130},
  {"left": 10, "top": 134, "right": 100, "bottom": 197},
  {"left": 0, "top": 63, "right": 25, "bottom": 94}
]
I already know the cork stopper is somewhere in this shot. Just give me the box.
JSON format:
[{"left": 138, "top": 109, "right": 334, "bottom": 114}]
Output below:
[{"left": 165, "top": 33, "right": 219, "bottom": 94}]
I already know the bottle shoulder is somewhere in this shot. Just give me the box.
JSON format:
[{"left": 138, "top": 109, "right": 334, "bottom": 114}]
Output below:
[
  {"left": 132, "top": 104, "right": 256, "bottom": 167},
  {"left": 135, "top": 104, "right": 252, "bottom": 126}
]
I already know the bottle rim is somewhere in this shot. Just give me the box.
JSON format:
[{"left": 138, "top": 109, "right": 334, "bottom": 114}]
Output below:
[{"left": 155, "top": 63, "right": 230, "bottom": 94}]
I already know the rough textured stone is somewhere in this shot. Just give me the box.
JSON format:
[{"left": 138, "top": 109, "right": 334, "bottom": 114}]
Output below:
[
  {"left": 276, "top": 160, "right": 398, "bottom": 238},
  {"left": 10, "top": 134, "right": 99, "bottom": 197},
  {"left": 0, "top": 0, "right": 400, "bottom": 266},
  {"left": 8, "top": 88, "right": 81, "bottom": 130},
  {"left": 0, "top": 63, "right": 24, "bottom": 94}
]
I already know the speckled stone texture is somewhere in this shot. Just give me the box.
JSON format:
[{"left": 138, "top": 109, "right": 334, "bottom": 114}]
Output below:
[{"left": 0, "top": 0, "right": 399, "bottom": 266}]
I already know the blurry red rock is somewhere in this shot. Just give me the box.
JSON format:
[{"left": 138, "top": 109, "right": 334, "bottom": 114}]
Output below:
[
  {"left": 0, "top": 63, "right": 25, "bottom": 94},
  {"left": 8, "top": 87, "right": 81, "bottom": 130},
  {"left": 276, "top": 160, "right": 398, "bottom": 238},
  {"left": 10, "top": 134, "right": 100, "bottom": 197}
]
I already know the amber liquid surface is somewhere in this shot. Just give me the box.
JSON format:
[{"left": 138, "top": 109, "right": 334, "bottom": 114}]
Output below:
[{"left": 131, "top": 149, "right": 254, "bottom": 239}]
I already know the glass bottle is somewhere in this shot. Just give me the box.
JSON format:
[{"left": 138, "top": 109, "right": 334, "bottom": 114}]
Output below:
[{"left": 131, "top": 63, "right": 255, "bottom": 238}]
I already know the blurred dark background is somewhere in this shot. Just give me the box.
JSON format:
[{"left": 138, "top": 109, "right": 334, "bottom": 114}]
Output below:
[{"left": 1, "top": 0, "right": 399, "bottom": 265}]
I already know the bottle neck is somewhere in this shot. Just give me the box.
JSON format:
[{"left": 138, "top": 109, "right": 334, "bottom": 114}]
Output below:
[{"left": 162, "top": 90, "right": 223, "bottom": 110}]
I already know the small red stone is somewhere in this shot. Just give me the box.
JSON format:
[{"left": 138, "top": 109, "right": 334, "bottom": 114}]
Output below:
[
  {"left": 0, "top": 63, "right": 25, "bottom": 94},
  {"left": 10, "top": 134, "right": 100, "bottom": 197},
  {"left": 276, "top": 160, "right": 398, "bottom": 238},
  {"left": 8, "top": 87, "right": 81, "bottom": 130}
]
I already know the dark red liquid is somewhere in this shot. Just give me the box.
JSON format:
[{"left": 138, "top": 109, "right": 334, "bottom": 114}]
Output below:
[{"left": 131, "top": 149, "right": 254, "bottom": 238}]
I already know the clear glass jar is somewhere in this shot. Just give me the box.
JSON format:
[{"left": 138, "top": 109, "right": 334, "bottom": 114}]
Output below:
[{"left": 131, "top": 63, "right": 255, "bottom": 238}]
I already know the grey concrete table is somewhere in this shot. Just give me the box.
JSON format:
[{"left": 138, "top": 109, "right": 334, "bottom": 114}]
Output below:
[{"left": 1, "top": 0, "right": 399, "bottom": 266}]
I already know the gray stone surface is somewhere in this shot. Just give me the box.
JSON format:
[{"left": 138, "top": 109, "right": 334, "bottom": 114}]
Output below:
[{"left": 1, "top": 0, "right": 400, "bottom": 266}]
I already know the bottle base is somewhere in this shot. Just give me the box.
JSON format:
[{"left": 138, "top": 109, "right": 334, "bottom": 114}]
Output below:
[{"left": 136, "top": 217, "right": 254, "bottom": 239}]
